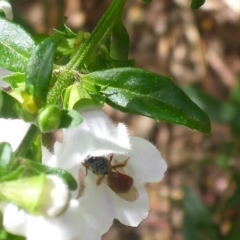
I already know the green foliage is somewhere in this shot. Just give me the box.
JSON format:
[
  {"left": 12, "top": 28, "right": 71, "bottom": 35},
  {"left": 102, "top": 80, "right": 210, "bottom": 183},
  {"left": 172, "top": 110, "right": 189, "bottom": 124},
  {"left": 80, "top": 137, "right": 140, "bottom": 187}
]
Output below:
[
  {"left": 19, "top": 159, "right": 77, "bottom": 191},
  {"left": 183, "top": 186, "right": 219, "bottom": 240},
  {"left": 37, "top": 105, "right": 83, "bottom": 132},
  {"left": 25, "top": 36, "right": 61, "bottom": 107},
  {"left": 0, "top": 1, "right": 214, "bottom": 237},
  {"left": 2, "top": 73, "right": 25, "bottom": 89},
  {"left": 0, "top": 17, "right": 35, "bottom": 72},
  {"left": 58, "top": 109, "right": 83, "bottom": 129},
  {"left": 224, "top": 220, "right": 240, "bottom": 240},
  {"left": 183, "top": 85, "right": 240, "bottom": 138},
  {"left": 142, "top": 0, "right": 152, "bottom": 3},
  {"left": 191, "top": 0, "right": 205, "bottom": 9},
  {"left": 110, "top": 13, "right": 130, "bottom": 60},
  {"left": 64, "top": 83, "right": 104, "bottom": 110},
  {"left": 183, "top": 86, "right": 236, "bottom": 124},
  {"left": 0, "top": 90, "right": 20, "bottom": 119},
  {"left": 226, "top": 189, "right": 240, "bottom": 208},
  {"left": 83, "top": 68, "right": 211, "bottom": 134}
]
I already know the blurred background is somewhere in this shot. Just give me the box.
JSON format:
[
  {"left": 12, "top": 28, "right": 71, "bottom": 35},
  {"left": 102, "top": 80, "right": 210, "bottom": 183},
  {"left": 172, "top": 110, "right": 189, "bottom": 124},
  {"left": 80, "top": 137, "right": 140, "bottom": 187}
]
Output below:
[{"left": 7, "top": 0, "right": 240, "bottom": 239}]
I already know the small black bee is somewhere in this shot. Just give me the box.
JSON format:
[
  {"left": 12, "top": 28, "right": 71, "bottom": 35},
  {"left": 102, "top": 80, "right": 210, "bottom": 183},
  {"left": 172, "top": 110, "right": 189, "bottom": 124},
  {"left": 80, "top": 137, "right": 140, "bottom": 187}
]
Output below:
[{"left": 82, "top": 155, "right": 138, "bottom": 201}]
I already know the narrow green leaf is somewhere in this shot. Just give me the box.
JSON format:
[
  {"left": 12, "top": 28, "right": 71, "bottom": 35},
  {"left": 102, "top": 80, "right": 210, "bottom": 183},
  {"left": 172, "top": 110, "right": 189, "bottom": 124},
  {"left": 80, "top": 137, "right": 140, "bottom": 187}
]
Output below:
[
  {"left": 110, "top": 12, "right": 130, "bottom": 60},
  {"left": 82, "top": 68, "right": 211, "bottom": 134},
  {"left": 191, "top": 0, "right": 205, "bottom": 9},
  {"left": 25, "top": 36, "right": 61, "bottom": 106},
  {"left": 0, "top": 17, "right": 35, "bottom": 72},
  {"left": 0, "top": 90, "right": 20, "bottom": 118},
  {"left": 2, "top": 72, "right": 25, "bottom": 88},
  {"left": 0, "top": 166, "right": 25, "bottom": 182}
]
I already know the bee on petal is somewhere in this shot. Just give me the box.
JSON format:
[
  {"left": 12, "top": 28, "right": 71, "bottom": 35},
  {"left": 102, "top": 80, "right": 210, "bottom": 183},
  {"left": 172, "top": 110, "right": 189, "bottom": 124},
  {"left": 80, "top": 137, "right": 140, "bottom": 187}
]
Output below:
[{"left": 82, "top": 155, "right": 139, "bottom": 202}]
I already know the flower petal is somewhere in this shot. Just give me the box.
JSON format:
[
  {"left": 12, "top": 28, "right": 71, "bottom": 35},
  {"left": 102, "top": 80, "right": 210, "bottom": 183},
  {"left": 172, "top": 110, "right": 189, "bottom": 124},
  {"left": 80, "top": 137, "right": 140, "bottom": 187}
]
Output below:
[
  {"left": 2, "top": 203, "right": 26, "bottom": 236},
  {"left": 110, "top": 185, "right": 149, "bottom": 226},
  {"left": 3, "top": 201, "right": 102, "bottom": 240},
  {"left": 53, "top": 110, "right": 130, "bottom": 169},
  {"left": 79, "top": 171, "right": 149, "bottom": 229},
  {"left": 0, "top": 119, "right": 30, "bottom": 151},
  {"left": 125, "top": 136, "right": 167, "bottom": 183},
  {"left": 80, "top": 171, "right": 115, "bottom": 234}
]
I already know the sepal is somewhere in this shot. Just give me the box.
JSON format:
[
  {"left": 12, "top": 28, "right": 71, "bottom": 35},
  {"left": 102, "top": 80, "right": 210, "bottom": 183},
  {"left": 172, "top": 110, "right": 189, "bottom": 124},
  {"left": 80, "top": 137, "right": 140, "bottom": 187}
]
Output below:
[
  {"left": 0, "top": 174, "right": 70, "bottom": 217},
  {"left": 25, "top": 36, "right": 61, "bottom": 107}
]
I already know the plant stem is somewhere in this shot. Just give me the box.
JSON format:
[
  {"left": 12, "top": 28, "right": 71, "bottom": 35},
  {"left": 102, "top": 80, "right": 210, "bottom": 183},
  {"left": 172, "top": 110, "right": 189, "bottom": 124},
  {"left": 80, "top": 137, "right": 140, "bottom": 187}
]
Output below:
[
  {"left": 14, "top": 124, "right": 39, "bottom": 159},
  {"left": 67, "top": 0, "right": 127, "bottom": 70},
  {"left": 47, "top": 0, "right": 127, "bottom": 104}
]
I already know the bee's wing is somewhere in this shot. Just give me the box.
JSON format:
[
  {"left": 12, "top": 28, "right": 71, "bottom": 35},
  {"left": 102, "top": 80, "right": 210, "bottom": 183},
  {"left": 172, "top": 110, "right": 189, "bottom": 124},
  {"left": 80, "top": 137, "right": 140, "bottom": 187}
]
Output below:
[
  {"left": 103, "top": 172, "right": 139, "bottom": 202},
  {"left": 116, "top": 185, "right": 139, "bottom": 202}
]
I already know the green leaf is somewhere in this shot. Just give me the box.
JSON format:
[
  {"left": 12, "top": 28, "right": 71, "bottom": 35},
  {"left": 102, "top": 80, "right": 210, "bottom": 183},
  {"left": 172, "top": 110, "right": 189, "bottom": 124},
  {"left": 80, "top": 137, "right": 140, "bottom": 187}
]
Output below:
[
  {"left": 0, "top": 17, "right": 35, "bottom": 72},
  {"left": 25, "top": 36, "right": 61, "bottom": 106},
  {"left": 88, "top": 45, "right": 135, "bottom": 72},
  {"left": 191, "top": 0, "right": 205, "bottom": 9},
  {"left": 82, "top": 68, "right": 211, "bottom": 134},
  {"left": 182, "top": 86, "right": 236, "bottom": 124},
  {"left": 230, "top": 109, "right": 240, "bottom": 138},
  {"left": 226, "top": 189, "right": 240, "bottom": 208},
  {"left": 224, "top": 220, "right": 240, "bottom": 240},
  {"left": 0, "top": 166, "right": 25, "bottom": 182},
  {"left": 59, "top": 109, "right": 83, "bottom": 129},
  {"left": 54, "top": 18, "right": 76, "bottom": 38},
  {"left": 183, "top": 214, "right": 202, "bottom": 240},
  {"left": 0, "top": 90, "right": 20, "bottom": 118},
  {"left": 183, "top": 186, "right": 218, "bottom": 240},
  {"left": 0, "top": 143, "right": 12, "bottom": 176},
  {"left": 230, "top": 78, "right": 240, "bottom": 105},
  {"left": 110, "top": 12, "right": 130, "bottom": 60},
  {"left": 2, "top": 72, "right": 25, "bottom": 88}
]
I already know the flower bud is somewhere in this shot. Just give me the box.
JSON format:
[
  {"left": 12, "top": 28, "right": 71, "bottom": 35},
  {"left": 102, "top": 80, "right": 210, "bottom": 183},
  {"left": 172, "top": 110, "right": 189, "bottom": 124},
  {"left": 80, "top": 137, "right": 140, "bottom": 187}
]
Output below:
[
  {"left": 0, "top": 0, "right": 13, "bottom": 20},
  {"left": 37, "top": 105, "right": 61, "bottom": 133},
  {"left": 0, "top": 174, "right": 70, "bottom": 217}
]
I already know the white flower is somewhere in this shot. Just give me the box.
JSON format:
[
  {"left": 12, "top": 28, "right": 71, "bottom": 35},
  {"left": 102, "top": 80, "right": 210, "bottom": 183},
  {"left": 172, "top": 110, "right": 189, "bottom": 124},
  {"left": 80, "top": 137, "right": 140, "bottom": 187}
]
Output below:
[
  {"left": 0, "top": 119, "right": 102, "bottom": 240},
  {"left": 45, "top": 109, "right": 167, "bottom": 234},
  {"left": 2, "top": 200, "right": 101, "bottom": 240},
  {"left": 0, "top": 118, "right": 30, "bottom": 151},
  {"left": 0, "top": 174, "right": 70, "bottom": 217}
]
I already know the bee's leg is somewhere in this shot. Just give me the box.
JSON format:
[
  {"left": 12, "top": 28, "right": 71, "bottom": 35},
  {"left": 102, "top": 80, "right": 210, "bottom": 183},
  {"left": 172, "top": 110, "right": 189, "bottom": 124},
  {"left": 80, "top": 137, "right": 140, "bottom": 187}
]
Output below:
[
  {"left": 112, "top": 157, "right": 129, "bottom": 170},
  {"left": 96, "top": 175, "right": 105, "bottom": 186},
  {"left": 82, "top": 163, "right": 88, "bottom": 175}
]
